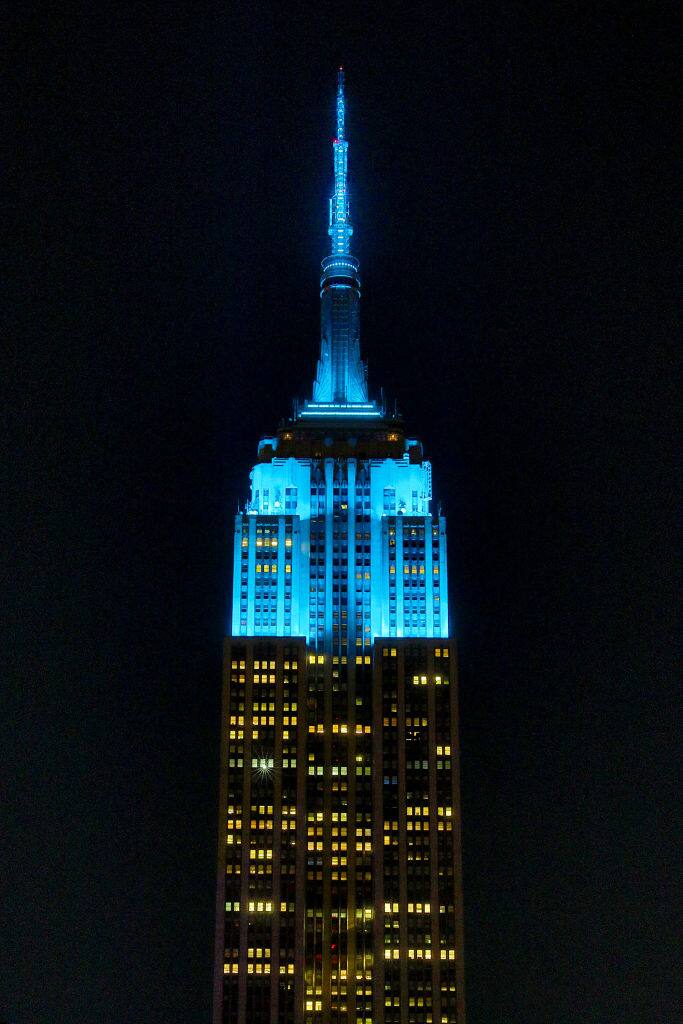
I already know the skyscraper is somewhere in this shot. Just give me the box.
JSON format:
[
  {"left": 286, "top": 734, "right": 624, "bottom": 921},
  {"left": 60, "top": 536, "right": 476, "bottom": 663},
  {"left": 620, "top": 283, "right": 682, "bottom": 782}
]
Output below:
[{"left": 214, "top": 70, "right": 465, "bottom": 1024}]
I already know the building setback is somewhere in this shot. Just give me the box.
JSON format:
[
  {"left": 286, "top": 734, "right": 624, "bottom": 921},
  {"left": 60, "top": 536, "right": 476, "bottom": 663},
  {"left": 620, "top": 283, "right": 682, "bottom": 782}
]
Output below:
[{"left": 213, "top": 70, "right": 465, "bottom": 1024}]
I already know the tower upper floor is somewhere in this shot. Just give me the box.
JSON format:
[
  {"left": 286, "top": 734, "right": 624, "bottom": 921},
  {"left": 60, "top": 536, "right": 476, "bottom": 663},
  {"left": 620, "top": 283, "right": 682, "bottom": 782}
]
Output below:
[{"left": 229, "top": 71, "right": 450, "bottom": 649}]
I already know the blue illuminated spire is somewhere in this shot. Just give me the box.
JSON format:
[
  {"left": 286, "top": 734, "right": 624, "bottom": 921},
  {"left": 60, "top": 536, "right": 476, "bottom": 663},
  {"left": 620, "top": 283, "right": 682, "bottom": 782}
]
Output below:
[
  {"left": 308, "top": 68, "right": 375, "bottom": 413},
  {"left": 329, "top": 67, "right": 352, "bottom": 257},
  {"left": 336, "top": 66, "right": 345, "bottom": 140}
]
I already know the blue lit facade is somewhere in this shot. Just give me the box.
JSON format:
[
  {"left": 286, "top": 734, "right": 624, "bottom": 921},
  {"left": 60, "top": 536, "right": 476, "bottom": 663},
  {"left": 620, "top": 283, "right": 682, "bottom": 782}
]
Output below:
[{"left": 231, "top": 69, "right": 449, "bottom": 650}]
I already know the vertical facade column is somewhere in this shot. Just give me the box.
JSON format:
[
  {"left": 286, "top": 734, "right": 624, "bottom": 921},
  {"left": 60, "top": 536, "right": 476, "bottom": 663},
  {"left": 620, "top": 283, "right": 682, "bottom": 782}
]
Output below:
[
  {"left": 247, "top": 517, "right": 257, "bottom": 635},
  {"left": 294, "top": 646, "right": 308, "bottom": 1024},
  {"left": 380, "top": 519, "right": 390, "bottom": 638},
  {"left": 291, "top": 516, "right": 303, "bottom": 638},
  {"left": 372, "top": 647, "right": 385, "bottom": 1024},
  {"left": 346, "top": 459, "right": 357, "bottom": 1022},
  {"left": 347, "top": 458, "right": 357, "bottom": 646},
  {"left": 395, "top": 518, "right": 404, "bottom": 637},
  {"left": 231, "top": 519, "right": 243, "bottom": 636},
  {"left": 426, "top": 646, "right": 441, "bottom": 1023},
  {"left": 369, "top": 479, "right": 383, "bottom": 639},
  {"left": 324, "top": 459, "right": 335, "bottom": 651},
  {"left": 269, "top": 644, "right": 285, "bottom": 1023},
  {"left": 322, "top": 659, "right": 332, "bottom": 1022},
  {"left": 237, "top": 644, "right": 255, "bottom": 1020},
  {"left": 397, "top": 652, "right": 408, "bottom": 1024},
  {"left": 439, "top": 518, "right": 449, "bottom": 638},
  {"left": 450, "top": 644, "right": 466, "bottom": 1022},
  {"left": 213, "top": 641, "right": 231, "bottom": 1024},
  {"left": 276, "top": 516, "right": 286, "bottom": 635},
  {"left": 346, "top": 658, "right": 357, "bottom": 1024},
  {"left": 425, "top": 515, "right": 434, "bottom": 636}
]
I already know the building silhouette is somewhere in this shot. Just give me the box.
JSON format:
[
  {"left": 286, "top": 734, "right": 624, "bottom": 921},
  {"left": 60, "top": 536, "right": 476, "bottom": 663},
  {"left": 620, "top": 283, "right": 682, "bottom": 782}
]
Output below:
[{"left": 213, "top": 70, "right": 465, "bottom": 1024}]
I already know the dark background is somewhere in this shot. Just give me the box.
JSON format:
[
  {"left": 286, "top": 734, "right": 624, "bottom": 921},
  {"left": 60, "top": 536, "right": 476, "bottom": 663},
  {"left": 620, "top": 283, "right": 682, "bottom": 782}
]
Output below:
[{"left": 4, "top": 3, "right": 678, "bottom": 1022}]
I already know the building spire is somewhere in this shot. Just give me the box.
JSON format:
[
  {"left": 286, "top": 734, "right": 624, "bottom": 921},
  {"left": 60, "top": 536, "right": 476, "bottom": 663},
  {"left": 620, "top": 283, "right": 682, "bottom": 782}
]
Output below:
[
  {"left": 336, "top": 66, "right": 345, "bottom": 141},
  {"left": 305, "top": 68, "right": 375, "bottom": 413},
  {"left": 329, "top": 67, "right": 352, "bottom": 257}
]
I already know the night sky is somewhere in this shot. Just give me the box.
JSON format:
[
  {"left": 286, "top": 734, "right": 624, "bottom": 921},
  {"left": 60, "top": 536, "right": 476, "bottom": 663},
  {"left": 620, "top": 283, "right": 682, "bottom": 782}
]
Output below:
[{"left": 5, "top": 4, "right": 678, "bottom": 1023}]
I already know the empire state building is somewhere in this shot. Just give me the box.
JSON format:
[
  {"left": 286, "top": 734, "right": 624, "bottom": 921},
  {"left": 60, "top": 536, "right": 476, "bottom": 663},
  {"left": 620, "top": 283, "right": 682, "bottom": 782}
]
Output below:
[{"left": 213, "top": 70, "right": 465, "bottom": 1024}]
